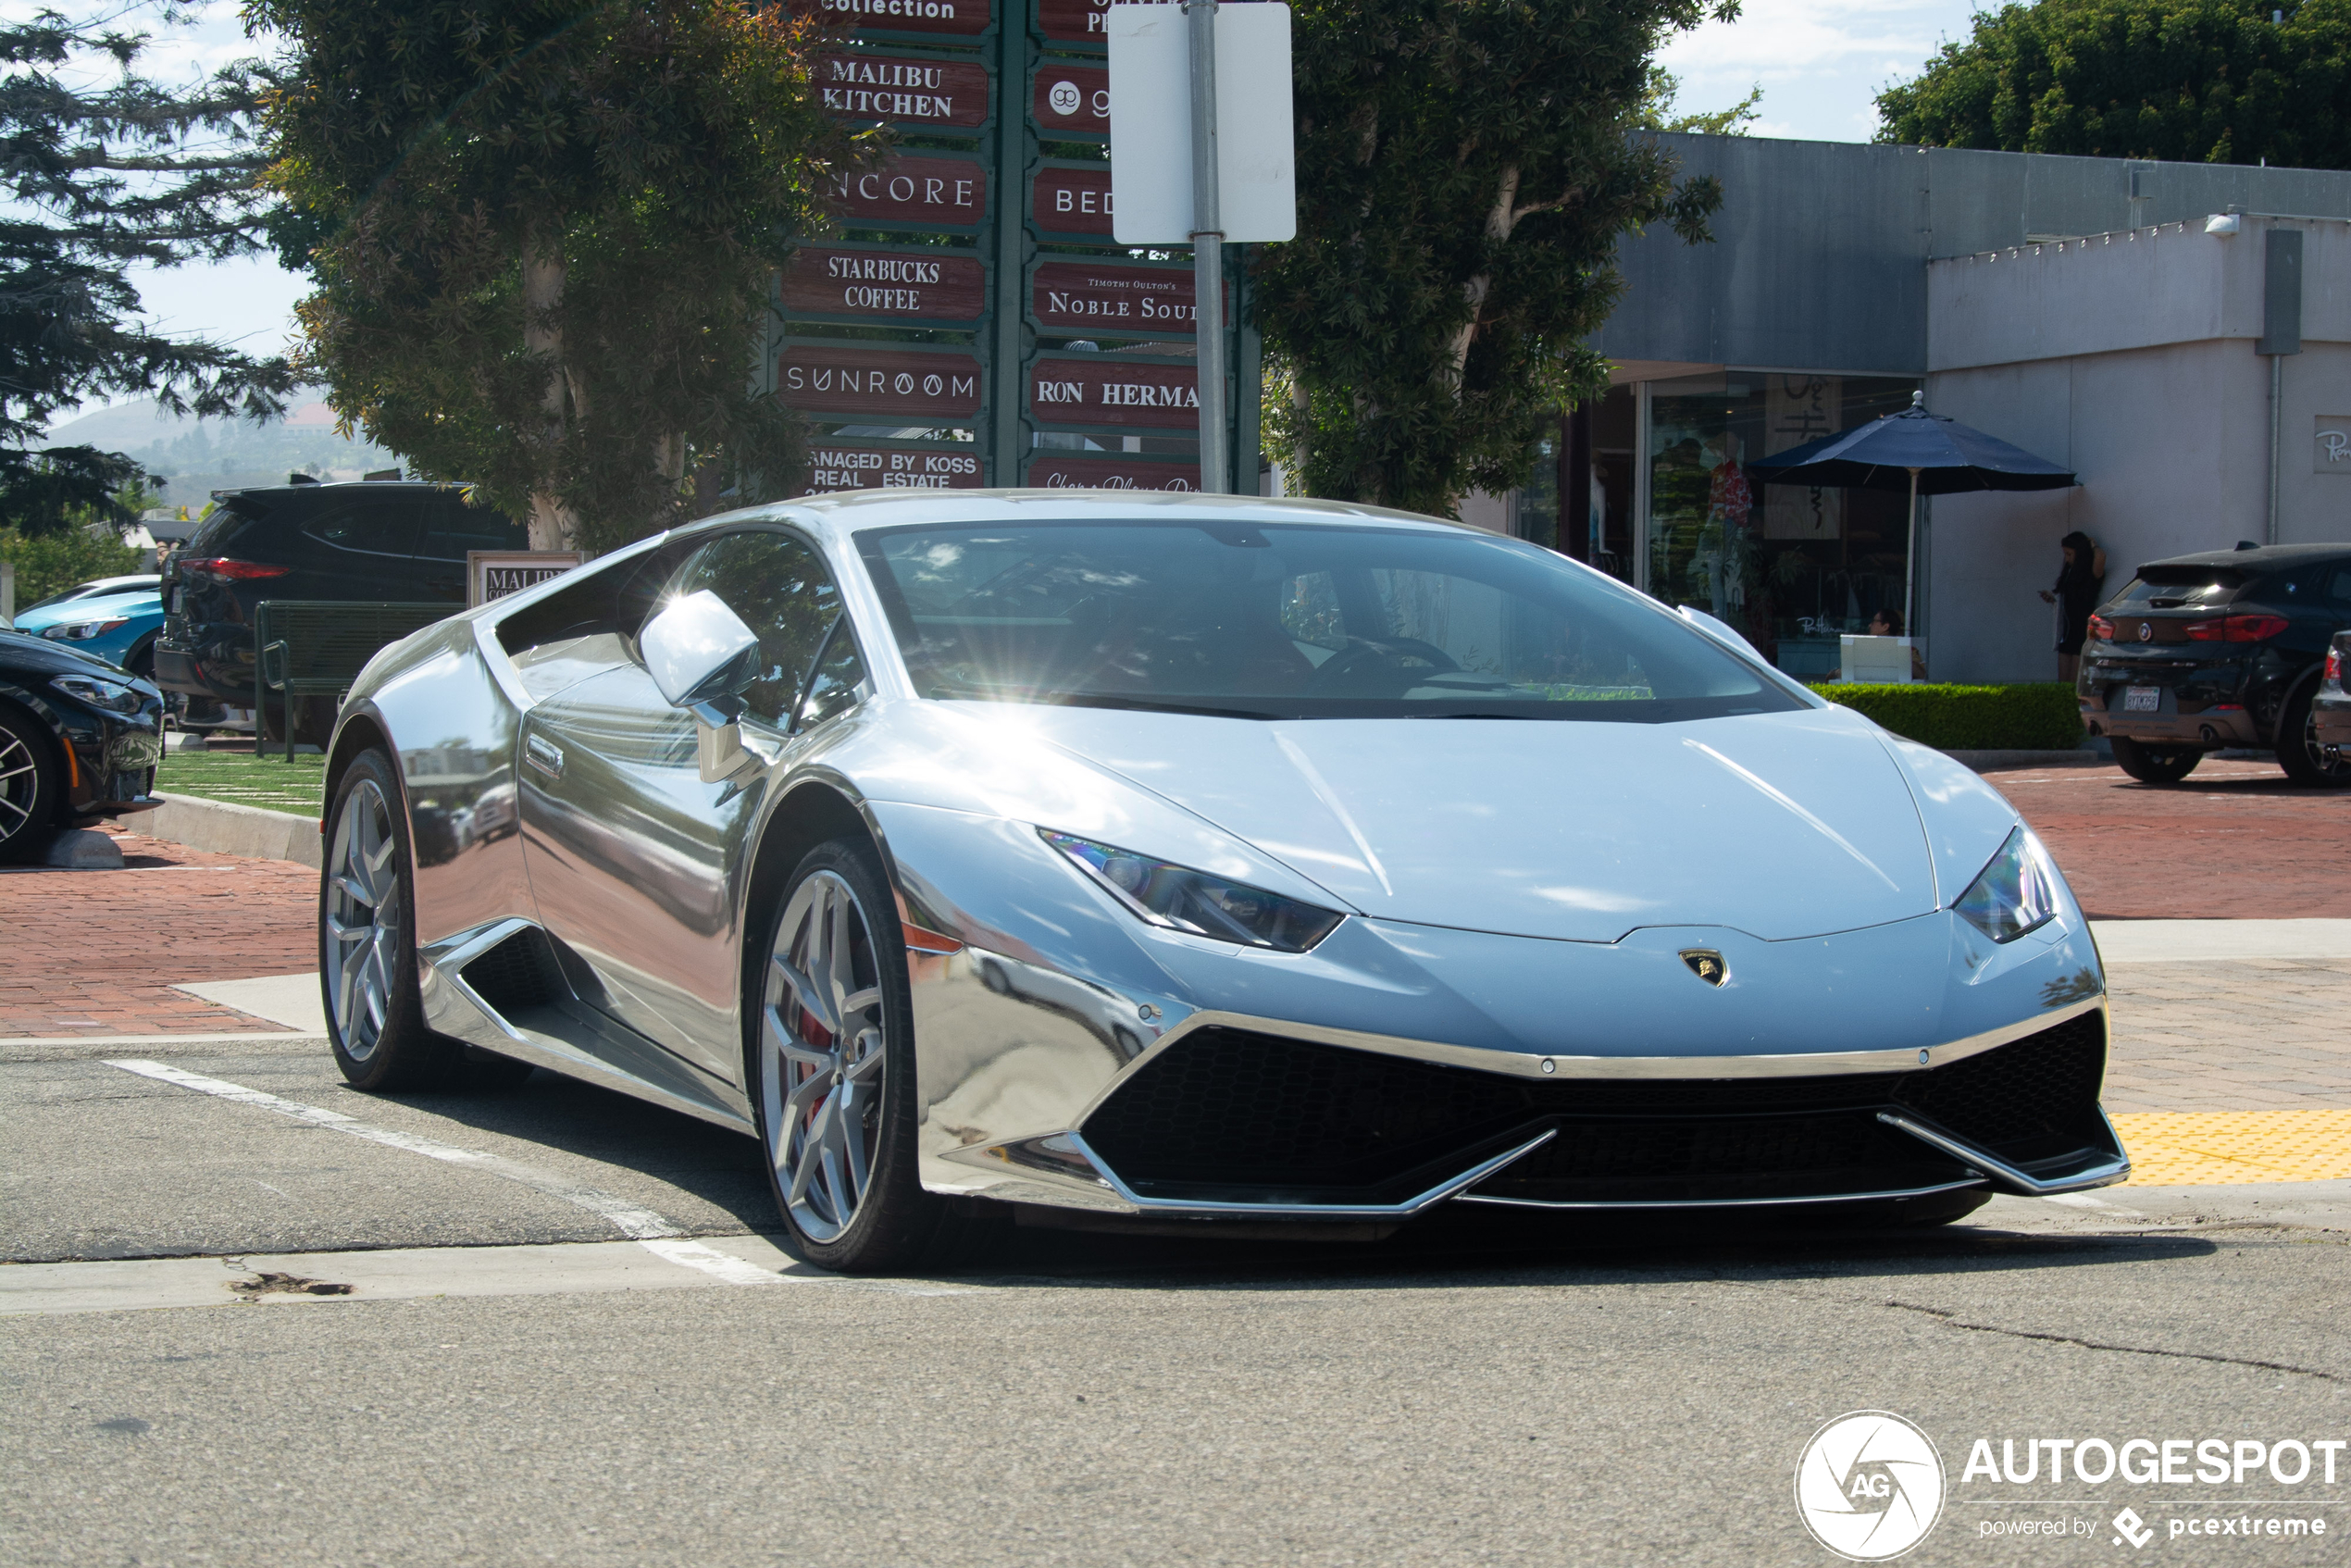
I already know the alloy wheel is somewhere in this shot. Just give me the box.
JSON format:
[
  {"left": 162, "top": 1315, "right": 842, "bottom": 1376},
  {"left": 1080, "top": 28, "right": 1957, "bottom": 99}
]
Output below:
[
  {"left": 762, "top": 870, "right": 887, "bottom": 1243},
  {"left": 0, "top": 726, "right": 40, "bottom": 844},
  {"left": 325, "top": 778, "right": 402, "bottom": 1060}
]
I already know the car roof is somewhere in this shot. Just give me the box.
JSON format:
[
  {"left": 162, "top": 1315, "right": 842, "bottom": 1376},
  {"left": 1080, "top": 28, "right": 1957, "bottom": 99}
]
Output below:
[
  {"left": 2137, "top": 544, "right": 2351, "bottom": 572},
  {"left": 703, "top": 489, "right": 1474, "bottom": 552}
]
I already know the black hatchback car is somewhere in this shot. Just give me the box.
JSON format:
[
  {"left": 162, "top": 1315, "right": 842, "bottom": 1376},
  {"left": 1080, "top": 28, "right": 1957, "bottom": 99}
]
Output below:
[
  {"left": 0, "top": 628, "right": 166, "bottom": 863},
  {"left": 2078, "top": 543, "right": 2351, "bottom": 786},
  {"left": 155, "top": 478, "right": 524, "bottom": 740}
]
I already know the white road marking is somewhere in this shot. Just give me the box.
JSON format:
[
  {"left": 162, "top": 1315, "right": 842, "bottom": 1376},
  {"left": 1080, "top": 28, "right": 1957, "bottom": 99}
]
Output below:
[{"left": 102, "top": 1060, "right": 772, "bottom": 1283}]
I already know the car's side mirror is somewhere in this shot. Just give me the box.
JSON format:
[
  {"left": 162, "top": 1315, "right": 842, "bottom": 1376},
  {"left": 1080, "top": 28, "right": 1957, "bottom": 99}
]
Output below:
[{"left": 641, "top": 590, "right": 759, "bottom": 728}]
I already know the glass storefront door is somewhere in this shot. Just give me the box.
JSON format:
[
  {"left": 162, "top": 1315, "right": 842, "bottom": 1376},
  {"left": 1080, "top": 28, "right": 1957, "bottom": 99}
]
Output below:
[{"left": 1644, "top": 372, "right": 1920, "bottom": 679}]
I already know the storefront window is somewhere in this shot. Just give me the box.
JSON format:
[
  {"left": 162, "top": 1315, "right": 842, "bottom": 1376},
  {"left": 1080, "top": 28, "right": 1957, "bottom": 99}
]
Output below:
[{"left": 1645, "top": 372, "right": 1920, "bottom": 678}]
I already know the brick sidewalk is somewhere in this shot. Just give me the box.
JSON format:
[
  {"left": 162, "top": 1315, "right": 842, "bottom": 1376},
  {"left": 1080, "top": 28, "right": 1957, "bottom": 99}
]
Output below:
[
  {"left": 2104, "top": 959, "right": 2351, "bottom": 1113},
  {"left": 1984, "top": 758, "right": 2351, "bottom": 920},
  {"left": 0, "top": 828, "right": 317, "bottom": 1038}
]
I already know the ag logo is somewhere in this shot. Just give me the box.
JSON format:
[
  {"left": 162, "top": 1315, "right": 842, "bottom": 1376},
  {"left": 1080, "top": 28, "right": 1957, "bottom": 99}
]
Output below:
[
  {"left": 1680, "top": 948, "right": 1728, "bottom": 986},
  {"left": 1794, "top": 1411, "right": 1945, "bottom": 1561}
]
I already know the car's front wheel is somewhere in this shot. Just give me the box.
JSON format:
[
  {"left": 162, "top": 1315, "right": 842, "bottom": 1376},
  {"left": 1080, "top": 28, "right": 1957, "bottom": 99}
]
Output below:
[
  {"left": 2276, "top": 681, "right": 2351, "bottom": 788},
  {"left": 321, "top": 748, "right": 461, "bottom": 1090},
  {"left": 0, "top": 706, "right": 60, "bottom": 865},
  {"left": 754, "top": 840, "right": 973, "bottom": 1273},
  {"left": 2109, "top": 736, "right": 2202, "bottom": 785}
]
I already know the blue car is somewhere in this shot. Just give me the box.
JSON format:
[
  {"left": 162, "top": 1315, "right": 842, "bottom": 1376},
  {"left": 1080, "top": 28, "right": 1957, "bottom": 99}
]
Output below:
[{"left": 12, "top": 585, "right": 168, "bottom": 680}]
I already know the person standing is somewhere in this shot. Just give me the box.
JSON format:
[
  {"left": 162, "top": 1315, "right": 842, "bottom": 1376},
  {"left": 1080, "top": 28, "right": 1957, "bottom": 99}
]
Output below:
[{"left": 2041, "top": 530, "right": 2106, "bottom": 684}]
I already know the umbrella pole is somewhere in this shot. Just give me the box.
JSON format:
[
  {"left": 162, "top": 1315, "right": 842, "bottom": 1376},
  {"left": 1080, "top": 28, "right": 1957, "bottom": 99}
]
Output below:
[{"left": 1903, "top": 467, "right": 1920, "bottom": 651}]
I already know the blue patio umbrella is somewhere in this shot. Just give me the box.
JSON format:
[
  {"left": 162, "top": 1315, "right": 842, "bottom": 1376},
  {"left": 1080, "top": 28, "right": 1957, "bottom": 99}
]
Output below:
[{"left": 1746, "top": 392, "right": 2074, "bottom": 634}]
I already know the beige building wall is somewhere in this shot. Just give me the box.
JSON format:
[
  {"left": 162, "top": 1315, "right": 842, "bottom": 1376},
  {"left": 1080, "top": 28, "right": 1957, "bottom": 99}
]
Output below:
[{"left": 1922, "top": 218, "right": 2350, "bottom": 684}]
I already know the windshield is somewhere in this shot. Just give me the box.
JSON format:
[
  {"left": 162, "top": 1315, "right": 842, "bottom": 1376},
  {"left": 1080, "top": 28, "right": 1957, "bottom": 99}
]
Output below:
[{"left": 855, "top": 520, "right": 1800, "bottom": 721}]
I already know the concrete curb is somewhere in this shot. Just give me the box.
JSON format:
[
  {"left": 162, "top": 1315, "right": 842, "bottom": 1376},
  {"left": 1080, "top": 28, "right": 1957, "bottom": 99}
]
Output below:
[
  {"left": 143, "top": 792, "right": 322, "bottom": 869},
  {"left": 1944, "top": 749, "right": 2108, "bottom": 770}
]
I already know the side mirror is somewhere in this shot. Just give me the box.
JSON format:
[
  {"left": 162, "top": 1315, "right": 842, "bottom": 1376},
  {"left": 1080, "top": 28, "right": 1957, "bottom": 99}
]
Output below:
[{"left": 641, "top": 590, "right": 759, "bottom": 726}]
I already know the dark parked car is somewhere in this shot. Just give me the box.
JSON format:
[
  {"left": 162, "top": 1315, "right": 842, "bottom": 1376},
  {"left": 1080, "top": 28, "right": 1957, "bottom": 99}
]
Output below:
[
  {"left": 0, "top": 628, "right": 165, "bottom": 863},
  {"left": 154, "top": 478, "right": 524, "bottom": 740},
  {"left": 2314, "top": 630, "right": 2351, "bottom": 761},
  {"left": 2078, "top": 543, "right": 2351, "bottom": 786}
]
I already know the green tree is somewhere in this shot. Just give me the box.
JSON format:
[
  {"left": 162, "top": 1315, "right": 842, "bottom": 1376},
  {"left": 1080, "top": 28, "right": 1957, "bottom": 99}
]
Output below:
[
  {"left": 256, "top": 0, "right": 857, "bottom": 554},
  {"left": 1875, "top": 0, "right": 2351, "bottom": 168},
  {"left": 1635, "top": 66, "right": 1763, "bottom": 135},
  {"left": 2, "top": 3, "right": 295, "bottom": 534},
  {"left": 1255, "top": 0, "right": 1734, "bottom": 516}
]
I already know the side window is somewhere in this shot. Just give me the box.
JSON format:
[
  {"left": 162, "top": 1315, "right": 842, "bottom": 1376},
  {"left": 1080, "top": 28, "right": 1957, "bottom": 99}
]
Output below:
[
  {"left": 2325, "top": 566, "right": 2351, "bottom": 605},
  {"left": 419, "top": 495, "right": 527, "bottom": 562},
  {"left": 302, "top": 501, "right": 419, "bottom": 557},
  {"left": 796, "top": 621, "right": 867, "bottom": 732},
  {"left": 665, "top": 530, "right": 839, "bottom": 726}
]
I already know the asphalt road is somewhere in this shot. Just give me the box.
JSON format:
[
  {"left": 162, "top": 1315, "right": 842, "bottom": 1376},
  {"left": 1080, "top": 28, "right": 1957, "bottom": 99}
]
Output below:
[{"left": 5, "top": 1040, "right": 2349, "bottom": 1566}]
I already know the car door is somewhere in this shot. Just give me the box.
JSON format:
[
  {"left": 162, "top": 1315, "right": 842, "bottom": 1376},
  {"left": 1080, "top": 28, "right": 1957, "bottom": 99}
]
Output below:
[{"left": 517, "top": 527, "right": 847, "bottom": 1084}]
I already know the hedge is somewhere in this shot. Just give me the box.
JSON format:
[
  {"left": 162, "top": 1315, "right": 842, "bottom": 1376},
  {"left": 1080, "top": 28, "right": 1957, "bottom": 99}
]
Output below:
[{"left": 1807, "top": 682, "right": 2084, "bottom": 753}]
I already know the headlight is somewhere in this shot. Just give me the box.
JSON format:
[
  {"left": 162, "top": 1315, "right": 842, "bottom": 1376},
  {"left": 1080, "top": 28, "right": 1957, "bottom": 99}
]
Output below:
[
  {"left": 41, "top": 618, "right": 127, "bottom": 641},
  {"left": 1041, "top": 828, "right": 1344, "bottom": 953},
  {"left": 1952, "top": 827, "right": 2061, "bottom": 943},
  {"left": 52, "top": 674, "right": 143, "bottom": 714}
]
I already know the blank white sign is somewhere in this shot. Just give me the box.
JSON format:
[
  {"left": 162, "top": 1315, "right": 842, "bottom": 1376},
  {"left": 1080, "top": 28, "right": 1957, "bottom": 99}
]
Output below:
[{"left": 1108, "top": 3, "right": 1295, "bottom": 246}]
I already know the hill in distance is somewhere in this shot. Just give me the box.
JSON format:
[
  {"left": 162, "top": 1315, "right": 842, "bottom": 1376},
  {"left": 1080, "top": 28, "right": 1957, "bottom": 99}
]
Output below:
[{"left": 47, "top": 394, "right": 404, "bottom": 516}]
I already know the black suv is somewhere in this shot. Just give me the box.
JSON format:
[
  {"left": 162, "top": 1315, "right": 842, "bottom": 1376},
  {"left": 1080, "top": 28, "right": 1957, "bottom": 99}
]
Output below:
[
  {"left": 155, "top": 479, "right": 524, "bottom": 740},
  {"left": 2078, "top": 543, "right": 2351, "bottom": 786}
]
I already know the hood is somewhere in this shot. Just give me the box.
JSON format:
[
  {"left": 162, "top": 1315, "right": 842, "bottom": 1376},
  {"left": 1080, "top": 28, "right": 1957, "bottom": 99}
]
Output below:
[
  {"left": 0, "top": 627, "right": 146, "bottom": 683},
  {"left": 12, "top": 590, "right": 162, "bottom": 632},
  {"left": 997, "top": 703, "right": 1943, "bottom": 942}
]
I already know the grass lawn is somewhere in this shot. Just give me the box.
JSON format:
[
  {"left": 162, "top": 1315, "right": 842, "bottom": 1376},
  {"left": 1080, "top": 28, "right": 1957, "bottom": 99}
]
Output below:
[{"left": 155, "top": 744, "right": 327, "bottom": 818}]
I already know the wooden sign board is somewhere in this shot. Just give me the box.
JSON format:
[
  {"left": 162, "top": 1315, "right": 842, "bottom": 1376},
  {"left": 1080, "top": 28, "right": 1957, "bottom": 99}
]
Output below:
[
  {"left": 1032, "top": 64, "right": 1109, "bottom": 136},
  {"left": 1030, "top": 356, "right": 1198, "bottom": 429},
  {"left": 800, "top": 443, "right": 987, "bottom": 493},
  {"left": 468, "top": 551, "right": 580, "bottom": 608},
  {"left": 827, "top": 156, "right": 988, "bottom": 230},
  {"left": 1026, "top": 455, "right": 1200, "bottom": 492},
  {"left": 1032, "top": 164, "right": 1113, "bottom": 237},
  {"left": 783, "top": 246, "right": 986, "bottom": 323},
  {"left": 798, "top": 0, "right": 990, "bottom": 37},
  {"left": 818, "top": 51, "right": 989, "bottom": 129},
  {"left": 1036, "top": 0, "right": 1112, "bottom": 44},
  {"left": 778, "top": 344, "right": 985, "bottom": 419},
  {"left": 1032, "top": 260, "right": 1218, "bottom": 333}
]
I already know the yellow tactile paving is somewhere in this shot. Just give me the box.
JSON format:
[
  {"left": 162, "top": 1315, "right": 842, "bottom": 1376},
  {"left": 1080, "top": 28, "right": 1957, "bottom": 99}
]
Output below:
[{"left": 2110, "top": 1109, "right": 2351, "bottom": 1187}]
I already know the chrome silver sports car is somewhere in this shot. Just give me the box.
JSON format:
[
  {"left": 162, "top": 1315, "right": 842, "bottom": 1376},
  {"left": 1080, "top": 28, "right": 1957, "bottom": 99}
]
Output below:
[{"left": 319, "top": 493, "right": 2127, "bottom": 1271}]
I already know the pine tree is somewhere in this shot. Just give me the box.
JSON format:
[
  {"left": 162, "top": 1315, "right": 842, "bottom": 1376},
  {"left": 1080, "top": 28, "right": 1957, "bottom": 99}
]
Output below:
[{"left": 2, "top": 2, "right": 295, "bottom": 532}]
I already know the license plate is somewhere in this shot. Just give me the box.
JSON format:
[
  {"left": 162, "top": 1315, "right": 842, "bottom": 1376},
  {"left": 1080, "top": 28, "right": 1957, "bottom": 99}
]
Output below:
[{"left": 2124, "top": 686, "right": 2161, "bottom": 713}]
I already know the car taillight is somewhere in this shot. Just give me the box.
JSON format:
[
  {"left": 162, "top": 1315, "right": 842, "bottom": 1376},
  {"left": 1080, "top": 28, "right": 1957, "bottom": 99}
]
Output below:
[
  {"left": 2183, "top": 614, "right": 2288, "bottom": 642},
  {"left": 2088, "top": 615, "right": 2114, "bottom": 641},
  {"left": 177, "top": 557, "right": 291, "bottom": 582},
  {"left": 2329, "top": 648, "right": 2345, "bottom": 684}
]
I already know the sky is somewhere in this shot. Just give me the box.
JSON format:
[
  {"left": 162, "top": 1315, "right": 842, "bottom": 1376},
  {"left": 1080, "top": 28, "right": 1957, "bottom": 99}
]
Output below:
[{"left": 37, "top": 0, "right": 1995, "bottom": 424}]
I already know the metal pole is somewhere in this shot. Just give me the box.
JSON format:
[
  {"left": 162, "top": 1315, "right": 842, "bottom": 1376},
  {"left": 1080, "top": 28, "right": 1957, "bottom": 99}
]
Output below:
[
  {"left": 1903, "top": 467, "right": 1921, "bottom": 642},
  {"left": 2267, "top": 353, "right": 2282, "bottom": 546},
  {"left": 1187, "top": 0, "right": 1227, "bottom": 493}
]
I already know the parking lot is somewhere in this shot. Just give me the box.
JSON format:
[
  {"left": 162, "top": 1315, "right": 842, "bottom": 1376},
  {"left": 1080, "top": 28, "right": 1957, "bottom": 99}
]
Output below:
[{"left": 4, "top": 758, "right": 2348, "bottom": 1565}]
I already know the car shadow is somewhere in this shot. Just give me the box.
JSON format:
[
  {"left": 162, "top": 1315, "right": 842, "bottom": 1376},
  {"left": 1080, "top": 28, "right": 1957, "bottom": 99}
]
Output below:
[{"left": 391, "top": 1066, "right": 2221, "bottom": 1295}]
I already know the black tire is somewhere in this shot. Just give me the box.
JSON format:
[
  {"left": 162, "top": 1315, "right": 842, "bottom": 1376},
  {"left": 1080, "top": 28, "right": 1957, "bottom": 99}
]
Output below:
[
  {"left": 320, "top": 748, "right": 461, "bottom": 1090},
  {"left": 124, "top": 641, "right": 155, "bottom": 681},
  {"left": 0, "top": 705, "right": 62, "bottom": 865},
  {"left": 2276, "top": 679, "right": 2351, "bottom": 788},
  {"left": 2110, "top": 736, "right": 2202, "bottom": 785},
  {"left": 751, "top": 838, "right": 976, "bottom": 1274}
]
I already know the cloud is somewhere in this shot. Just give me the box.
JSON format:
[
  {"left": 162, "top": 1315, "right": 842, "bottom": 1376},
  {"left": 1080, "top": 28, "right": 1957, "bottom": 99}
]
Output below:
[{"left": 1655, "top": 0, "right": 1987, "bottom": 142}]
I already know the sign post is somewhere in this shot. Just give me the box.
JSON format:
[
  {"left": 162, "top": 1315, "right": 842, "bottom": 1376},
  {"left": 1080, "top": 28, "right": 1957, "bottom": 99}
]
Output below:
[{"left": 1186, "top": 0, "right": 1227, "bottom": 493}]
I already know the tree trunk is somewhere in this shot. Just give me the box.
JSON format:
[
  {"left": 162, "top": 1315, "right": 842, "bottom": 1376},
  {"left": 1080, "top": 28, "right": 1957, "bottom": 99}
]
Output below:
[{"left": 523, "top": 239, "right": 576, "bottom": 552}]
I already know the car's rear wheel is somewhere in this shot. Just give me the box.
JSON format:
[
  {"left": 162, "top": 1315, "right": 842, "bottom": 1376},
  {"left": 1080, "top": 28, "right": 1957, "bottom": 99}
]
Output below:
[
  {"left": 322, "top": 749, "right": 461, "bottom": 1090},
  {"left": 0, "top": 707, "right": 61, "bottom": 865},
  {"left": 2110, "top": 736, "right": 2202, "bottom": 784},
  {"left": 754, "top": 840, "right": 974, "bottom": 1273},
  {"left": 2276, "top": 681, "right": 2351, "bottom": 788}
]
